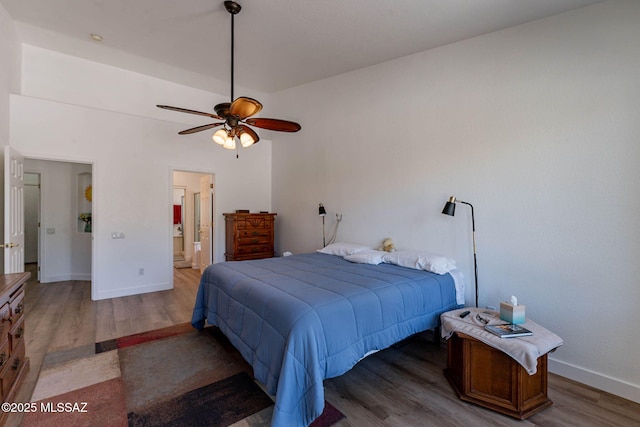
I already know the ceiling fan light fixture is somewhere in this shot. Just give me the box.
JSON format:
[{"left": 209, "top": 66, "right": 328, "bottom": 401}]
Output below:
[
  {"left": 240, "top": 132, "right": 256, "bottom": 148},
  {"left": 222, "top": 134, "right": 236, "bottom": 150},
  {"left": 212, "top": 128, "right": 228, "bottom": 145}
]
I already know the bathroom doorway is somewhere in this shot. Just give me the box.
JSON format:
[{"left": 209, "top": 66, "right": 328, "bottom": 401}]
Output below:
[{"left": 172, "top": 171, "right": 215, "bottom": 270}]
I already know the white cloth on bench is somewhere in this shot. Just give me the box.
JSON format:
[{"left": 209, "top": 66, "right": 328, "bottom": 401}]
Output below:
[{"left": 441, "top": 308, "right": 563, "bottom": 374}]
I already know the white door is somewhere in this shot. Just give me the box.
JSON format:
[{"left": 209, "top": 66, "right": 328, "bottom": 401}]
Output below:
[
  {"left": 3, "top": 147, "right": 25, "bottom": 273},
  {"left": 199, "top": 175, "right": 212, "bottom": 273}
]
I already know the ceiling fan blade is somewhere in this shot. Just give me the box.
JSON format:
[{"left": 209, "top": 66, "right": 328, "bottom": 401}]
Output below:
[
  {"left": 157, "top": 105, "right": 223, "bottom": 120},
  {"left": 178, "top": 122, "right": 224, "bottom": 135},
  {"left": 237, "top": 124, "right": 260, "bottom": 145},
  {"left": 245, "top": 118, "right": 302, "bottom": 132},
  {"left": 214, "top": 102, "right": 231, "bottom": 119},
  {"left": 230, "top": 97, "right": 263, "bottom": 119}
]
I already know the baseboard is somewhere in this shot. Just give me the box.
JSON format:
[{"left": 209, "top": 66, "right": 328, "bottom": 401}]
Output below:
[
  {"left": 94, "top": 281, "right": 172, "bottom": 300},
  {"left": 549, "top": 357, "right": 640, "bottom": 404},
  {"left": 40, "top": 273, "right": 91, "bottom": 283}
]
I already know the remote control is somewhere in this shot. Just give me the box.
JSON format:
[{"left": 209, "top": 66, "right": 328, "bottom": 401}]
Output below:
[{"left": 459, "top": 310, "right": 470, "bottom": 318}]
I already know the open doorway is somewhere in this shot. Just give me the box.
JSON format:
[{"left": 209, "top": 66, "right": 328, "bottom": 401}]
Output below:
[
  {"left": 24, "top": 172, "right": 40, "bottom": 281},
  {"left": 25, "top": 159, "right": 92, "bottom": 284},
  {"left": 172, "top": 171, "right": 214, "bottom": 272}
]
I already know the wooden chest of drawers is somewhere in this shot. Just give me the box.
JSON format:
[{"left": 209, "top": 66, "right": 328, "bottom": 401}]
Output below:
[
  {"left": 224, "top": 213, "right": 276, "bottom": 261},
  {"left": 0, "top": 272, "right": 30, "bottom": 425}
]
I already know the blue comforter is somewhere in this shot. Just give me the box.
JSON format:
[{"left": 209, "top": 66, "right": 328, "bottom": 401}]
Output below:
[{"left": 191, "top": 252, "right": 458, "bottom": 426}]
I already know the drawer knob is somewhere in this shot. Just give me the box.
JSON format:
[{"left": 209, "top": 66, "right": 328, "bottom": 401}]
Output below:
[
  {"left": 12, "top": 357, "right": 20, "bottom": 370},
  {"left": 14, "top": 303, "right": 23, "bottom": 314},
  {"left": 0, "top": 352, "right": 6, "bottom": 366},
  {"left": 15, "top": 327, "right": 23, "bottom": 339}
]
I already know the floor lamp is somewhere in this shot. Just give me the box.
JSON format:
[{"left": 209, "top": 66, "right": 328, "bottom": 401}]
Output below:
[
  {"left": 442, "top": 196, "right": 479, "bottom": 308},
  {"left": 318, "top": 203, "right": 327, "bottom": 247}
]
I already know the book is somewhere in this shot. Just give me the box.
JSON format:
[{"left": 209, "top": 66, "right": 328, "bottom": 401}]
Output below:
[{"left": 485, "top": 323, "right": 532, "bottom": 338}]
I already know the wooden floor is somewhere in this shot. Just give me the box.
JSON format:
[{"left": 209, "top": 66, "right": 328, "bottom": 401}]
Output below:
[{"left": 7, "top": 264, "right": 640, "bottom": 427}]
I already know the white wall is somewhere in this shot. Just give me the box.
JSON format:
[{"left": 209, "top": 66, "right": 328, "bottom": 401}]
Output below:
[
  {"left": 271, "top": 0, "right": 640, "bottom": 402},
  {"left": 10, "top": 47, "right": 272, "bottom": 300},
  {"left": 0, "top": 3, "right": 21, "bottom": 274}
]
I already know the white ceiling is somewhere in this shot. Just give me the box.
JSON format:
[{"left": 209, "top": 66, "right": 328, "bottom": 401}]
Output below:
[{"left": 1, "top": 0, "right": 604, "bottom": 94}]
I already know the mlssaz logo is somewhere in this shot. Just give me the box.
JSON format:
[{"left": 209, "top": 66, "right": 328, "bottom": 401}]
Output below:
[{"left": 40, "top": 402, "right": 88, "bottom": 413}]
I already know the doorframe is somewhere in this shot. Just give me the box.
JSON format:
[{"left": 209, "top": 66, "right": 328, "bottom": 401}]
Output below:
[
  {"left": 20, "top": 152, "right": 96, "bottom": 295},
  {"left": 170, "top": 167, "right": 215, "bottom": 280}
]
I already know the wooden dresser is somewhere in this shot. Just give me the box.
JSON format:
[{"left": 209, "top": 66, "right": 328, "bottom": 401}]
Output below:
[
  {"left": 0, "top": 272, "right": 29, "bottom": 422},
  {"left": 224, "top": 213, "right": 276, "bottom": 261}
]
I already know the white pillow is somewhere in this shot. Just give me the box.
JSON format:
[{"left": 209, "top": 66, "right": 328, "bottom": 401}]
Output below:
[
  {"left": 382, "top": 250, "right": 456, "bottom": 275},
  {"left": 317, "top": 242, "right": 372, "bottom": 256},
  {"left": 343, "top": 250, "right": 387, "bottom": 265}
]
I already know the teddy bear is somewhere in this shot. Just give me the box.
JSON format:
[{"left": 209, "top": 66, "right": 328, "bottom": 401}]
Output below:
[{"left": 380, "top": 238, "right": 396, "bottom": 252}]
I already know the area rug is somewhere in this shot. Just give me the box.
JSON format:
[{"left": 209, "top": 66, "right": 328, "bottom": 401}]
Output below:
[{"left": 23, "top": 323, "right": 345, "bottom": 427}]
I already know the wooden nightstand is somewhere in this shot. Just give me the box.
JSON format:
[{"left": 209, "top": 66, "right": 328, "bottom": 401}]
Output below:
[
  {"left": 444, "top": 331, "right": 552, "bottom": 419},
  {"left": 440, "top": 308, "right": 562, "bottom": 419}
]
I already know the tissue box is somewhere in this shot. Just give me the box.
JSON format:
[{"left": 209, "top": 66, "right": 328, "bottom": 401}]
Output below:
[{"left": 500, "top": 302, "right": 525, "bottom": 324}]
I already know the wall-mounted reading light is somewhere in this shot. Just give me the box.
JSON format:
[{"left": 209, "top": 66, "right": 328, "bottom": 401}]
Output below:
[{"left": 318, "top": 203, "right": 327, "bottom": 247}]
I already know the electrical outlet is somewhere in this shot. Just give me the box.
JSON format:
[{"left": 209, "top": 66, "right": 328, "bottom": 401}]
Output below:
[{"left": 486, "top": 305, "right": 496, "bottom": 311}]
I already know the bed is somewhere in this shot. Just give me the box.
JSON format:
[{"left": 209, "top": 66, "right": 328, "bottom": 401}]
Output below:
[{"left": 191, "top": 250, "right": 463, "bottom": 427}]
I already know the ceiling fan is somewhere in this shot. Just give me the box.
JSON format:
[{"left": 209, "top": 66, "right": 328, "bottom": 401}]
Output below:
[{"left": 157, "top": 1, "right": 301, "bottom": 152}]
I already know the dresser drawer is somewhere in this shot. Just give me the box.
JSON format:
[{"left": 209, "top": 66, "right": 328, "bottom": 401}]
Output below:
[
  {"left": 9, "top": 316, "right": 24, "bottom": 353},
  {"left": 236, "top": 245, "right": 273, "bottom": 256},
  {"left": 0, "top": 340, "right": 13, "bottom": 401},
  {"left": 0, "top": 303, "right": 9, "bottom": 322},
  {"left": 0, "top": 303, "right": 10, "bottom": 340},
  {"left": 9, "top": 289, "right": 24, "bottom": 324},
  {"left": 0, "top": 339, "right": 9, "bottom": 373},
  {"left": 238, "top": 234, "right": 272, "bottom": 247},
  {"left": 238, "top": 228, "right": 272, "bottom": 238},
  {"left": 0, "top": 341, "right": 24, "bottom": 401},
  {"left": 237, "top": 217, "right": 271, "bottom": 230}
]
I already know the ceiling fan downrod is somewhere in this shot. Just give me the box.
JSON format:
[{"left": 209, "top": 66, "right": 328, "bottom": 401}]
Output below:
[{"left": 225, "top": 1, "right": 241, "bottom": 103}]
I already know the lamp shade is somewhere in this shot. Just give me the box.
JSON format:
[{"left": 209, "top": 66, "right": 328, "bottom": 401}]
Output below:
[
  {"left": 442, "top": 200, "right": 456, "bottom": 216},
  {"left": 239, "top": 132, "right": 256, "bottom": 148},
  {"left": 222, "top": 135, "right": 236, "bottom": 150},
  {"left": 212, "top": 129, "right": 227, "bottom": 145},
  {"left": 318, "top": 203, "right": 326, "bottom": 216}
]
